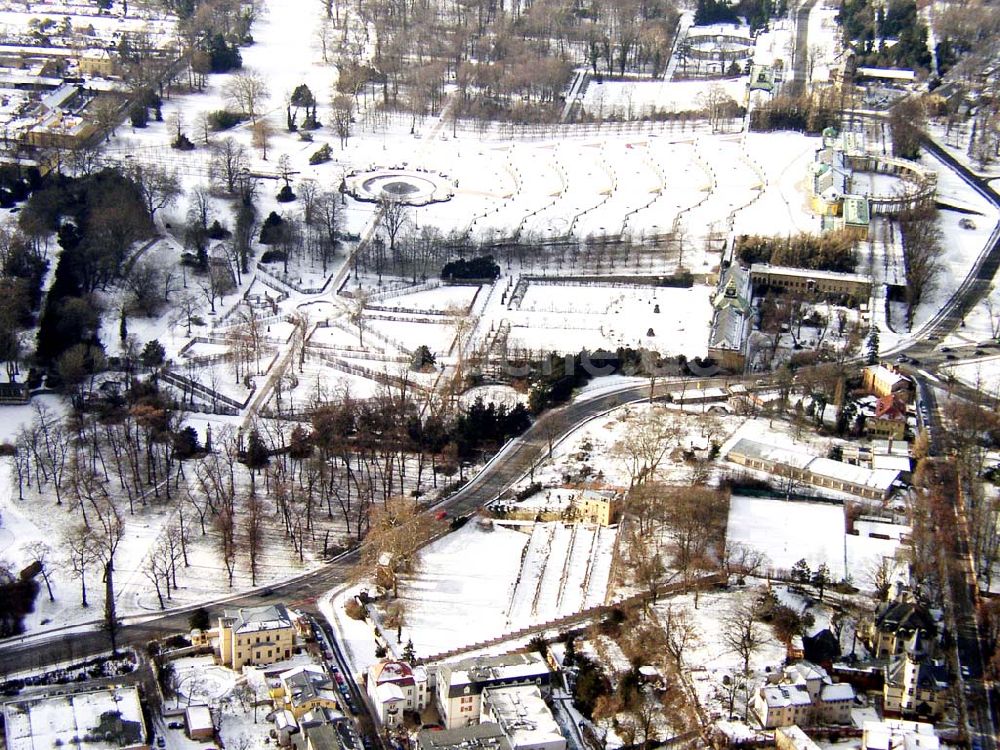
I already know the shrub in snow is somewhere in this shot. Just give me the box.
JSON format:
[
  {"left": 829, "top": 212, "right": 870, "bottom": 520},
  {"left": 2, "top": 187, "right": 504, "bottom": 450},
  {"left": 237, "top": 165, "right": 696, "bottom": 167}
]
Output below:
[
  {"left": 276, "top": 185, "right": 296, "bottom": 203},
  {"left": 260, "top": 249, "right": 287, "bottom": 264},
  {"left": 129, "top": 105, "right": 148, "bottom": 128},
  {"left": 171, "top": 133, "right": 195, "bottom": 151},
  {"left": 207, "top": 220, "right": 231, "bottom": 240},
  {"left": 208, "top": 109, "right": 245, "bottom": 131},
  {"left": 259, "top": 212, "right": 284, "bottom": 244},
  {"left": 309, "top": 143, "right": 332, "bottom": 164}
]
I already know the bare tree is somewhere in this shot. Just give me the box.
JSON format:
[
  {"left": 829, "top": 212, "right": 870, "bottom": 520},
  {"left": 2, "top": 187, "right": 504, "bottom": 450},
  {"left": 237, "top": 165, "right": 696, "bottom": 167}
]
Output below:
[
  {"left": 64, "top": 526, "right": 98, "bottom": 607},
  {"left": 23, "top": 541, "right": 56, "bottom": 601},
  {"left": 331, "top": 94, "right": 353, "bottom": 148},
  {"left": 225, "top": 69, "right": 270, "bottom": 123},
  {"left": 251, "top": 118, "right": 272, "bottom": 160},
  {"left": 721, "top": 597, "right": 767, "bottom": 676},
  {"left": 212, "top": 138, "right": 249, "bottom": 195},
  {"left": 123, "top": 162, "right": 182, "bottom": 220}
]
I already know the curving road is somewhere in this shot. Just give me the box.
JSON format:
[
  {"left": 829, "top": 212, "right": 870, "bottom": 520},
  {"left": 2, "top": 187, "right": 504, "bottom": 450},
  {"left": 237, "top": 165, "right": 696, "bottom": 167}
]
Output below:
[{"left": 0, "top": 373, "right": 739, "bottom": 676}]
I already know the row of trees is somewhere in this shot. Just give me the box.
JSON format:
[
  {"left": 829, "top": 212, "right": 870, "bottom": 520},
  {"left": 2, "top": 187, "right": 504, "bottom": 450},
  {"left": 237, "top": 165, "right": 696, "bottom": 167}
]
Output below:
[{"left": 321, "top": 0, "right": 682, "bottom": 124}]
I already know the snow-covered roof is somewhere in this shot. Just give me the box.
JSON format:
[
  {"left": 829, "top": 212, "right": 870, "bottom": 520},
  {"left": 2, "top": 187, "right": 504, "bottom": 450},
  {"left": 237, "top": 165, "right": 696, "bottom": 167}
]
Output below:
[
  {"left": 185, "top": 704, "right": 213, "bottom": 732},
  {"left": 808, "top": 457, "right": 899, "bottom": 492},
  {"left": 750, "top": 263, "right": 872, "bottom": 286},
  {"left": 727, "top": 438, "right": 814, "bottom": 471},
  {"left": 760, "top": 684, "right": 812, "bottom": 708},
  {"left": 418, "top": 723, "right": 512, "bottom": 750},
  {"left": 865, "top": 365, "right": 909, "bottom": 388},
  {"left": 872, "top": 439, "right": 910, "bottom": 457},
  {"left": 776, "top": 725, "right": 821, "bottom": 750},
  {"left": 274, "top": 709, "right": 297, "bottom": 730},
  {"left": 786, "top": 661, "right": 829, "bottom": 684},
  {"left": 855, "top": 67, "right": 916, "bottom": 81},
  {"left": 224, "top": 603, "right": 293, "bottom": 634},
  {"left": 370, "top": 660, "right": 418, "bottom": 686},
  {"left": 862, "top": 719, "right": 939, "bottom": 750},
  {"left": 482, "top": 686, "right": 565, "bottom": 750},
  {"left": 375, "top": 682, "right": 405, "bottom": 704},
  {"left": 872, "top": 454, "right": 912, "bottom": 473},
  {"left": 728, "top": 438, "right": 900, "bottom": 493},
  {"left": 439, "top": 653, "right": 550, "bottom": 692},
  {"left": 3, "top": 687, "right": 147, "bottom": 750},
  {"left": 820, "top": 683, "right": 855, "bottom": 702}
]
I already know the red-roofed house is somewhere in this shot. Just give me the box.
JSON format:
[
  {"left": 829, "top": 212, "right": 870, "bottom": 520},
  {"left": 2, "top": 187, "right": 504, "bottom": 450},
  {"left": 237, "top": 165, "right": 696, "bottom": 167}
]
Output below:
[
  {"left": 367, "top": 660, "right": 429, "bottom": 728},
  {"left": 869, "top": 395, "right": 908, "bottom": 439}
]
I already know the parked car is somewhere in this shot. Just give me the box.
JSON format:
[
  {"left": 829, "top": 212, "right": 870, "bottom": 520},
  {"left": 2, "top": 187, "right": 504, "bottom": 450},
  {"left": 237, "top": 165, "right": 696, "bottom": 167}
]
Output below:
[
  {"left": 157, "top": 738, "right": 166, "bottom": 748},
  {"left": 168, "top": 721, "right": 184, "bottom": 729}
]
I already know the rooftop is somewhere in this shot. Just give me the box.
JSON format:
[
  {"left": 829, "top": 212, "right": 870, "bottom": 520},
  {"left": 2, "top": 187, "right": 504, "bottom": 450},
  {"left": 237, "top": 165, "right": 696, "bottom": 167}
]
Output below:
[
  {"left": 440, "top": 653, "right": 549, "bottom": 688},
  {"left": 728, "top": 438, "right": 899, "bottom": 492},
  {"left": 862, "top": 719, "right": 939, "bottom": 750},
  {"left": 417, "top": 723, "right": 513, "bottom": 750},
  {"left": 482, "top": 686, "right": 565, "bottom": 749},
  {"left": 750, "top": 263, "right": 872, "bottom": 286},
  {"left": 760, "top": 683, "right": 813, "bottom": 708},
  {"left": 3, "top": 687, "right": 146, "bottom": 750},
  {"left": 224, "top": 603, "right": 293, "bottom": 634}
]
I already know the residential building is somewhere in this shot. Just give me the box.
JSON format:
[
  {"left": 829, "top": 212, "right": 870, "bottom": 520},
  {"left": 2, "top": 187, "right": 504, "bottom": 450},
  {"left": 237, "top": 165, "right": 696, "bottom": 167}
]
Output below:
[
  {"left": 435, "top": 653, "right": 551, "bottom": 729},
  {"left": 218, "top": 603, "right": 296, "bottom": 671},
  {"left": 883, "top": 652, "right": 949, "bottom": 720},
  {"left": 294, "top": 710, "right": 359, "bottom": 750},
  {"left": 866, "top": 598, "right": 936, "bottom": 659},
  {"left": 861, "top": 719, "right": 939, "bottom": 750},
  {"left": 299, "top": 723, "right": 344, "bottom": 750},
  {"left": 482, "top": 686, "right": 566, "bottom": 750},
  {"left": 726, "top": 438, "right": 900, "bottom": 500},
  {"left": 367, "top": 660, "right": 430, "bottom": 728},
  {"left": 775, "top": 726, "right": 822, "bottom": 750},
  {"left": 863, "top": 365, "right": 912, "bottom": 401},
  {"left": 185, "top": 705, "right": 214, "bottom": 740},
  {"left": 753, "top": 662, "right": 855, "bottom": 729},
  {"left": 3, "top": 686, "right": 148, "bottom": 750},
  {"left": 274, "top": 665, "right": 340, "bottom": 718},
  {"left": 867, "top": 394, "right": 908, "bottom": 439},
  {"left": 417, "top": 723, "right": 512, "bottom": 750}
]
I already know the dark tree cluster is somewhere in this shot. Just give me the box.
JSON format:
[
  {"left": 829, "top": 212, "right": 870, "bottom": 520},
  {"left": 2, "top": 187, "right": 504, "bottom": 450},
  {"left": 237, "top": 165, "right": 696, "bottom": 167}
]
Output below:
[
  {"left": 441, "top": 255, "right": 502, "bottom": 281},
  {"left": 693, "top": 0, "right": 783, "bottom": 30},
  {"left": 0, "top": 565, "right": 40, "bottom": 638},
  {"left": 838, "top": 0, "right": 931, "bottom": 70},
  {"left": 453, "top": 397, "right": 531, "bottom": 457},
  {"left": 749, "top": 90, "right": 840, "bottom": 133},
  {"left": 735, "top": 230, "right": 858, "bottom": 273},
  {"left": 20, "top": 169, "right": 154, "bottom": 365}
]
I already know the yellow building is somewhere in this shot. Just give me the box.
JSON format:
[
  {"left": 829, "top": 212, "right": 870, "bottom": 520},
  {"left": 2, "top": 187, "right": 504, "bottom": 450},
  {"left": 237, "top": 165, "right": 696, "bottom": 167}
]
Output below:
[
  {"left": 862, "top": 364, "right": 912, "bottom": 401},
  {"left": 574, "top": 489, "right": 622, "bottom": 525},
  {"left": 271, "top": 665, "right": 340, "bottom": 718},
  {"left": 218, "top": 604, "right": 295, "bottom": 671}
]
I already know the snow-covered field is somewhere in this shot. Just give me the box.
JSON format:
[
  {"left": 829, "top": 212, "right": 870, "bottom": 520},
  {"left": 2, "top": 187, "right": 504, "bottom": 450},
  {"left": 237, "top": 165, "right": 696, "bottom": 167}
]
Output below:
[
  {"left": 727, "top": 495, "right": 903, "bottom": 581},
  {"left": 387, "top": 520, "right": 617, "bottom": 661},
  {"left": 941, "top": 355, "right": 1000, "bottom": 393}
]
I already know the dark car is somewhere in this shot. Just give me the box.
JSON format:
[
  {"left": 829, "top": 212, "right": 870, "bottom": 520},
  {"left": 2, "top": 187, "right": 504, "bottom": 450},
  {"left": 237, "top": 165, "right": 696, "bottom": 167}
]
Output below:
[{"left": 168, "top": 721, "right": 184, "bottom": 729}]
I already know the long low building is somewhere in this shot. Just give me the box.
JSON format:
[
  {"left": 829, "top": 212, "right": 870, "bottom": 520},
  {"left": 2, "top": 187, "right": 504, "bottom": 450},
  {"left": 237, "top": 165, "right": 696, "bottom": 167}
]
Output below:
[
  {"left": 727, "top": 438, "right": 900, "bottom": 500},
  {"left": 749, "top": 264, "right": 873, "bottom": 302}
]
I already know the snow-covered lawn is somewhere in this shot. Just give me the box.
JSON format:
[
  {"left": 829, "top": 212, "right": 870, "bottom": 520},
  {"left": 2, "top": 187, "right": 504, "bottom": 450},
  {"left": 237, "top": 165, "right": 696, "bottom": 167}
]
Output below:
[
  {"left": 726, "top": 495, "right": 903, "bottom": 582},
  {"left": 383, "top": 519, "right": 616, "bottom": 661},
  {"left": 940, "top": 355, "right": 1000, "bottom": 393}
]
